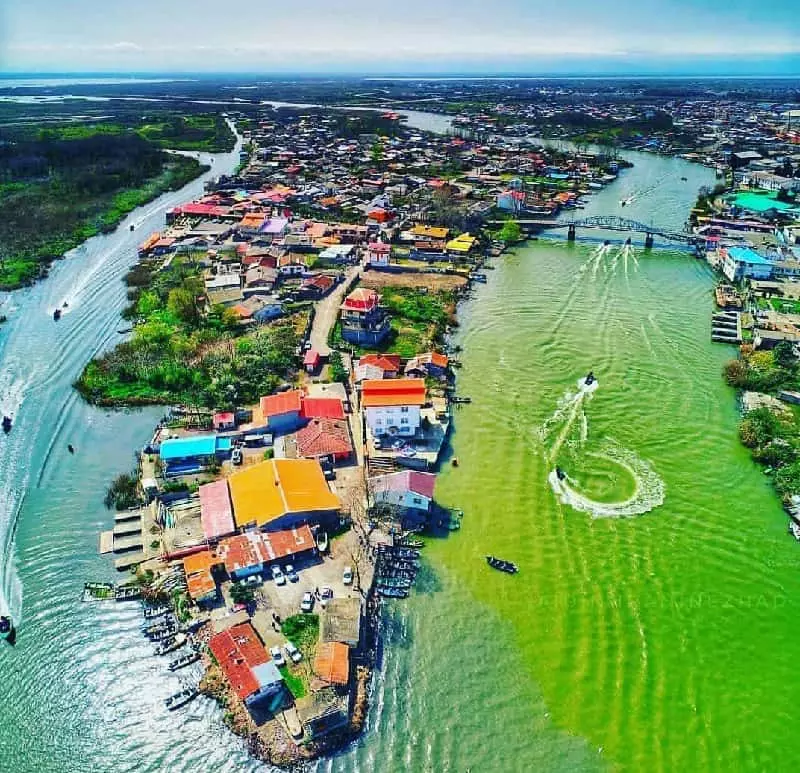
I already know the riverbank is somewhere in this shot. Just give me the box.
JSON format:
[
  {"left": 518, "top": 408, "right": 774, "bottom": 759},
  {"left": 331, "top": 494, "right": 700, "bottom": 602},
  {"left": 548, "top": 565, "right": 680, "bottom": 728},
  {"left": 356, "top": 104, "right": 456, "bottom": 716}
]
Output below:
[{"left": 0, "top": 147, "right": 208, "bottom": 291}]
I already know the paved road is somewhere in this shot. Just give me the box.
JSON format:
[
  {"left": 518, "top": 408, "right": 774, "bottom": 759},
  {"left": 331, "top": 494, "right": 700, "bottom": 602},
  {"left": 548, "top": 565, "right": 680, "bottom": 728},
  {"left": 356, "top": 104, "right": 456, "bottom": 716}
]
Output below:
[{"left": 309, "top": 265, "right": 361, "bottom": 355}]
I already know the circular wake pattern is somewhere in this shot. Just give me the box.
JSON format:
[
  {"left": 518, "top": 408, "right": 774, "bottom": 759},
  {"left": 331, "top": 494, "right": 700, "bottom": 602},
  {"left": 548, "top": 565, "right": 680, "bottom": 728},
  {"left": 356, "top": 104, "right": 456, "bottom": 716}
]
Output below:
[
  {"left": 540, "top": 377, "right": 665, "bottom": 518},
  {"left": 549, "top": 440, "right": 666, "bottom": 518}
]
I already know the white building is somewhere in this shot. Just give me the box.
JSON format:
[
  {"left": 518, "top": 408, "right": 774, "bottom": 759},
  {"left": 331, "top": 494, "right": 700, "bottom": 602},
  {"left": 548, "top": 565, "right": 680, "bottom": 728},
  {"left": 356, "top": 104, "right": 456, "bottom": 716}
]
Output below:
[{"left": 361, "top": 378, "right": 426, "bottom": 437}]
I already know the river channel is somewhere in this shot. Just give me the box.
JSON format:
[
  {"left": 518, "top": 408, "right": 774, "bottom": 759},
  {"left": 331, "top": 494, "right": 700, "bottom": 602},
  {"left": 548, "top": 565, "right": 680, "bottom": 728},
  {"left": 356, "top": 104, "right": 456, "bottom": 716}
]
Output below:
[{"left": 0, "top": 106, "right": 796, "bottom": 773}]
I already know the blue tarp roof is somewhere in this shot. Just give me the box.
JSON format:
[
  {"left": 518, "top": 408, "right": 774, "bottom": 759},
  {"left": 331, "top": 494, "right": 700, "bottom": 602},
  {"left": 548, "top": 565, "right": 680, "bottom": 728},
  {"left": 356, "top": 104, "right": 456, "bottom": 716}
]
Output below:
[
  {"left": 728, "top": 247, "right": 771, "bottom": 265},
  {"left": 160, "top": 434, "right": 217, "bottom": 460}
]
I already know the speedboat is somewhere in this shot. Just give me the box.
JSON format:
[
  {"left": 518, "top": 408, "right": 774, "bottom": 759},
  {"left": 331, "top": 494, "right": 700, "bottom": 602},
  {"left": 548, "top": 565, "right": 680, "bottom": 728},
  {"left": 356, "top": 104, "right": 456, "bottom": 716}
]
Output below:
[
  {"left": 584, "top": 370, "right": 595, "bottom": 386},
  {"left": 556, "top": 467, "right": 566, "bottom": 481},
  {"left": 2, "top": 416, "right": 11, "bottom": 434},
  {"left": 486, "top": 555, "right": 519, "bottom": 574},
  {"left": 0, "top": 615, "right": 16, "bottom": 644},
  {"left": 164, "top": 687, "right": 198, "bottom": 710}
]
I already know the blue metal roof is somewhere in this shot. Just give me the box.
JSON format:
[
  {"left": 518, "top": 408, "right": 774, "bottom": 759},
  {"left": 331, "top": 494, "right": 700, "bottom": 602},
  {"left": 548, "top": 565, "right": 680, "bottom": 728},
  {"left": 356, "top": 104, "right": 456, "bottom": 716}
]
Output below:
[
  {"left": 728, "top": 247, "right": 771, "bottom": 265},
  {"left": 160, "top": 434, "right": 217, "bottom": 461}
]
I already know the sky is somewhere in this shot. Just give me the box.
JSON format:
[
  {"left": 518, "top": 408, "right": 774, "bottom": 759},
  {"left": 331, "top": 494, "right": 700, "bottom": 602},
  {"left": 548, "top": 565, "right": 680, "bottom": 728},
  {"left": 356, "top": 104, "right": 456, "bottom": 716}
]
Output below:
[{"left": 1, "top": 0, "right": 799, "bottom": 75}]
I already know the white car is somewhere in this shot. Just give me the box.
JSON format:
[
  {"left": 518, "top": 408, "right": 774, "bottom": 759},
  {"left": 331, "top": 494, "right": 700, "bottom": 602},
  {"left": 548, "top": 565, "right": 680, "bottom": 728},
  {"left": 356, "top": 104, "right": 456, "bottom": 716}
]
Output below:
[
  {"left": 285, "top": 564, "right": 299, "bottom": 583},
  {"left": 320, "top": 586, "right": 333, "bottom": 609},
  {"left": 343, "top": 566, "right": 353, "bottom": 585},
  {"left": 300, "top": 591, "right": 315, "bottom": 613},
  {"left": 271, "top": 565, "right": 286, "bottom": 586},
  {"left": 284, "top": 641, "right": 302, "bottom": 664},
  {"left": 269, "top": 645, "right": 286, "bottom": 668}
]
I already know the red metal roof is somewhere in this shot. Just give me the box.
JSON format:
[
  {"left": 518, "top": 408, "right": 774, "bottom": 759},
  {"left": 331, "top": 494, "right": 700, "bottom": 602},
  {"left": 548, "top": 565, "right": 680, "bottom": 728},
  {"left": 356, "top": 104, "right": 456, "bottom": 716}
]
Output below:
[
  {"left": 358, "top": 353, "right": 401, "bottom": 373},
  {"left": 260, "top": 389, "right": 303, "bottom": 418},
  {"left": 301, "top": 397, "right": 345, "bottom": 421},
  {"left": 341, "top": 288, "right": 379, "bottom": 312},
  {"left": 303, "top": 350, "right": 321, "bottom": 368},
  {"left": 296, "top": 419, "right": 352, "bottom": 459},
  {"left": 208, "top": 623, "right": 270, "bottom": 701},
  {"left": 217, "top": 525, "right": 316, "bottom": 573},
  {"left": 199, "top": 479, "right": 235, "bottom": 540}
]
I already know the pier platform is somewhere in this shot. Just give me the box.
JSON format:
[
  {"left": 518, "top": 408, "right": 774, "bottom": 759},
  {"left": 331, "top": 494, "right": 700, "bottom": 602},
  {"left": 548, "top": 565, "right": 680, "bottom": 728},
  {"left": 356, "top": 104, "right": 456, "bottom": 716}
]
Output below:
[
  {"left": 114, "top": 552, "right": 145, "bottom": 572},
  {"left": 99, "top": 531, "right": 114, "bottom": 554}
]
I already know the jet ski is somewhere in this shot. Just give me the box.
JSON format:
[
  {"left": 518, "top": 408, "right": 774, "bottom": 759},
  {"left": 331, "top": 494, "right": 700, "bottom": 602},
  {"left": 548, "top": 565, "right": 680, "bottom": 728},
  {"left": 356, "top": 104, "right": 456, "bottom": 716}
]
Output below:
[
  {"left": 584, "top": 370, "right": 595, "bottom": 386},
  {"left": 2, "top": 415, "right": 11, "bottom": 434},
  {"left": 556, "top": 467, "right": 566, "bottom": 482},
  {"left": 0, "top": 615, "right": 16, "bottom": 645}
]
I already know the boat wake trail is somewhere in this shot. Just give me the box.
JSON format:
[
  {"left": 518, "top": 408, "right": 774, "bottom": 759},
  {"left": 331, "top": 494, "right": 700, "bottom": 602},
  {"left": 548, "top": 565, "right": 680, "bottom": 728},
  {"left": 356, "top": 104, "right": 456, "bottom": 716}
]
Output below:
[{"left": 539, "top": 376, "right": 665, "bottom": 518}]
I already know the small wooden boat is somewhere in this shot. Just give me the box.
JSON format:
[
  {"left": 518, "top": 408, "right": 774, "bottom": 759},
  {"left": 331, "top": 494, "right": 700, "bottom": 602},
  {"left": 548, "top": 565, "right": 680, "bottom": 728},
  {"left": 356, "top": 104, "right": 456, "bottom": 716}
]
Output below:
[
  {"left": 143, "top": 606, "right": 171, "bottom": 620},
  {"left": 378, "top": 587, "right": 409, "bottom": 599},
  {"left": 486, "top": 555, "right": 519, "bottom": 574},
  {"left": 155, "top": 633, "right": 186, "bottom": 656},
  {"left": 399, "top": 537, "right": 424, "bottom": 549},
  {"left": 164, "top": 687, "right": 198, "bottom": 710},
  {"left": 82, "top": 582, "right": 115, "bottom": 602},
  {"left": 168, "top": 651, "right": 201, "bottom": 671},
  {"left": 114, "top": 584, "right": 141, "bottom": 601}
]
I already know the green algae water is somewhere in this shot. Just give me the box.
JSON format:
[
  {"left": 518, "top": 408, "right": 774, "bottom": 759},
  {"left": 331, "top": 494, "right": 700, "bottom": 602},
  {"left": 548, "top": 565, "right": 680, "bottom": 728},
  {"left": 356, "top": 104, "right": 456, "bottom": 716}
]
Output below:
[{"left": 1, "top": 112, "right": 798, "bottom": 773}]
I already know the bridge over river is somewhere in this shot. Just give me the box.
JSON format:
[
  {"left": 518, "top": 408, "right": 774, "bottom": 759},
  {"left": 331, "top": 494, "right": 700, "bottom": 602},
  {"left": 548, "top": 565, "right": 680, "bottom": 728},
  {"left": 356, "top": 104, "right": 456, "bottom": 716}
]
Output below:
[{"left": 488, "top": 215, "right": 698, "bottom": 246}]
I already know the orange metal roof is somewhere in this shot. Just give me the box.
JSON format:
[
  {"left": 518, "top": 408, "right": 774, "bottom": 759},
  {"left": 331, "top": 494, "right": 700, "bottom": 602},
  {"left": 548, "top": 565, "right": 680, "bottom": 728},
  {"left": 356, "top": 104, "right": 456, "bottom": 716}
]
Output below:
[
  {"left": 361, "top": 378, "right": 426, "bottom": 407},
  {"left": 187, "top": 572, "right": 216, "bottom": 600},
  {"left": 228, "top": 459, "right": 340, "bottom": 529},
  {"left": 183, "top": 550, "right": 218, "bottom": 576},
  {"left": 313, "top": 641, "right": 350, "bottom": 686}
]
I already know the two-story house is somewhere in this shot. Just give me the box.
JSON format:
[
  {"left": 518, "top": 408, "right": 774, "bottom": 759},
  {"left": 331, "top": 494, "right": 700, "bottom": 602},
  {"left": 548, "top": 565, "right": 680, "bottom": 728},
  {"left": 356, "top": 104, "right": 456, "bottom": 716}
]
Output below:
[{"left": 361, "top": 378, "right": 426, "bottom": 437}]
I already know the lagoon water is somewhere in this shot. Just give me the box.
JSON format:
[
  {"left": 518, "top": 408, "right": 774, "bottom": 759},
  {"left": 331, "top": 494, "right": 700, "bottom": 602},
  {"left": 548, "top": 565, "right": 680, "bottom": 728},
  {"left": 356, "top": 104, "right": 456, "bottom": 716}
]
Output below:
[{"left": 1, "top": 111, "right": 797, "bottom": 773}]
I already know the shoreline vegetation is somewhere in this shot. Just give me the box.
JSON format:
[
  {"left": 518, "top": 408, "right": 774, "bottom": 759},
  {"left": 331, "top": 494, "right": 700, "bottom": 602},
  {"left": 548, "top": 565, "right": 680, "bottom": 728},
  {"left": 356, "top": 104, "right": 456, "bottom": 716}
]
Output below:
[
  {"left": 724, "top": 342, "right": 800, "bottom": 502},
  {"left": 0, "top": 113, "right": 234, "bottom": 290}
]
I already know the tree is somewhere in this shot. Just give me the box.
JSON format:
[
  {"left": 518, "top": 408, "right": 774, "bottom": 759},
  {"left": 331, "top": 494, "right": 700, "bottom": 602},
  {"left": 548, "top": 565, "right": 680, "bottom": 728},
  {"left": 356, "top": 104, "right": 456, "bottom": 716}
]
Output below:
[
  {"left": 230, "top": 583, "right": 255, "bottom": 605},
  {"left": 498, "top": 220, "right": 522, "bottom": 244},
  {"left": 167, "top": 286, "right": 200, "bottom": 328},
  {"left": 774, "top": 340, "right": 797, "bottom": 370},
  {"left": 329, "top": 351, "right": 347, "bottom": 383}
]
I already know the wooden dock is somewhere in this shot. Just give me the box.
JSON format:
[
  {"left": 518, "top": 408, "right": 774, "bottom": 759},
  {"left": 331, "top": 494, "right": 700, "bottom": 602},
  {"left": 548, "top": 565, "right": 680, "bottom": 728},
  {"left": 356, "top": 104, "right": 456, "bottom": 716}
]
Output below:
[
  {"left": 99, "top": 531, "right": 114, "bottom": 554},
  {"left": 114, "top": 552, "right": 145, "bottom": 572}
]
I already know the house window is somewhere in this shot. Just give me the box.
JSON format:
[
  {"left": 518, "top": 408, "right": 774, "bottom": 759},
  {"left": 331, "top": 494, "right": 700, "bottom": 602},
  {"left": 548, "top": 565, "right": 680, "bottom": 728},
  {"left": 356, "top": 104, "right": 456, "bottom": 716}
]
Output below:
[
  {"left": 413, "top": 497, "right": 423, "bottom": 505},
  {"left": 400, "top": 418, "right": 408, "bottom": 425},
  {"left": 400, "top": 406, "right": 409, "bottom": 413},
  {"left": 375, "top": 418, "right": 382, "bottom": 425}
]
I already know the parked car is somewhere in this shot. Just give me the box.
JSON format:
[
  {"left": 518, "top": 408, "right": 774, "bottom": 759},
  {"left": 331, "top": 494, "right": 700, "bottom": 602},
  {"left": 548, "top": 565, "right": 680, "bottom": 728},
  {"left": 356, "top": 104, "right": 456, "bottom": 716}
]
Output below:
[
  {"left": 300, "top": 591, "right": 315, "bottom": 612},
  {"left": 231, "top": 447, "right": 243, "bottom": 465},
  {"left": 284, "top": 564, "right": 299, "bottom": 583},
  {"left": 320, "top": 586, "right": 333, "bottom": 609},
  {"left": 271, "top": 565, "right": 286, "bottom": 586},
  {"left": 284, "top": 641, "right": 302, "bottom": 664},
  {"left": 343, "top": 566, "right": 353, "bottom": 585},
  {"left": 269, "top": 645, "right": 286, "bottom": 668}
]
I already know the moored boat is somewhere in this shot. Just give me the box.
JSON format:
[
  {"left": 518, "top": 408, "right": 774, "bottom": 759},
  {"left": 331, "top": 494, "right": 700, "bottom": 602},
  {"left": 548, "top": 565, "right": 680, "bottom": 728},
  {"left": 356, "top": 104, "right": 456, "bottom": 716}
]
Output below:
[
  {"left": 168, "top": 651, "right": 201, "bottom": 671},
  {"left": 164, "top": 687, "right": 198, "bottom": 710},
  {"left": 155, "top": 633, "right": 187, "bottom": 656},
  {"left": 378, "top": 587, "right": 410, "bottom": 599},
  {"left": 486, "top": 555, "right": 519, "bottom": 574}
]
